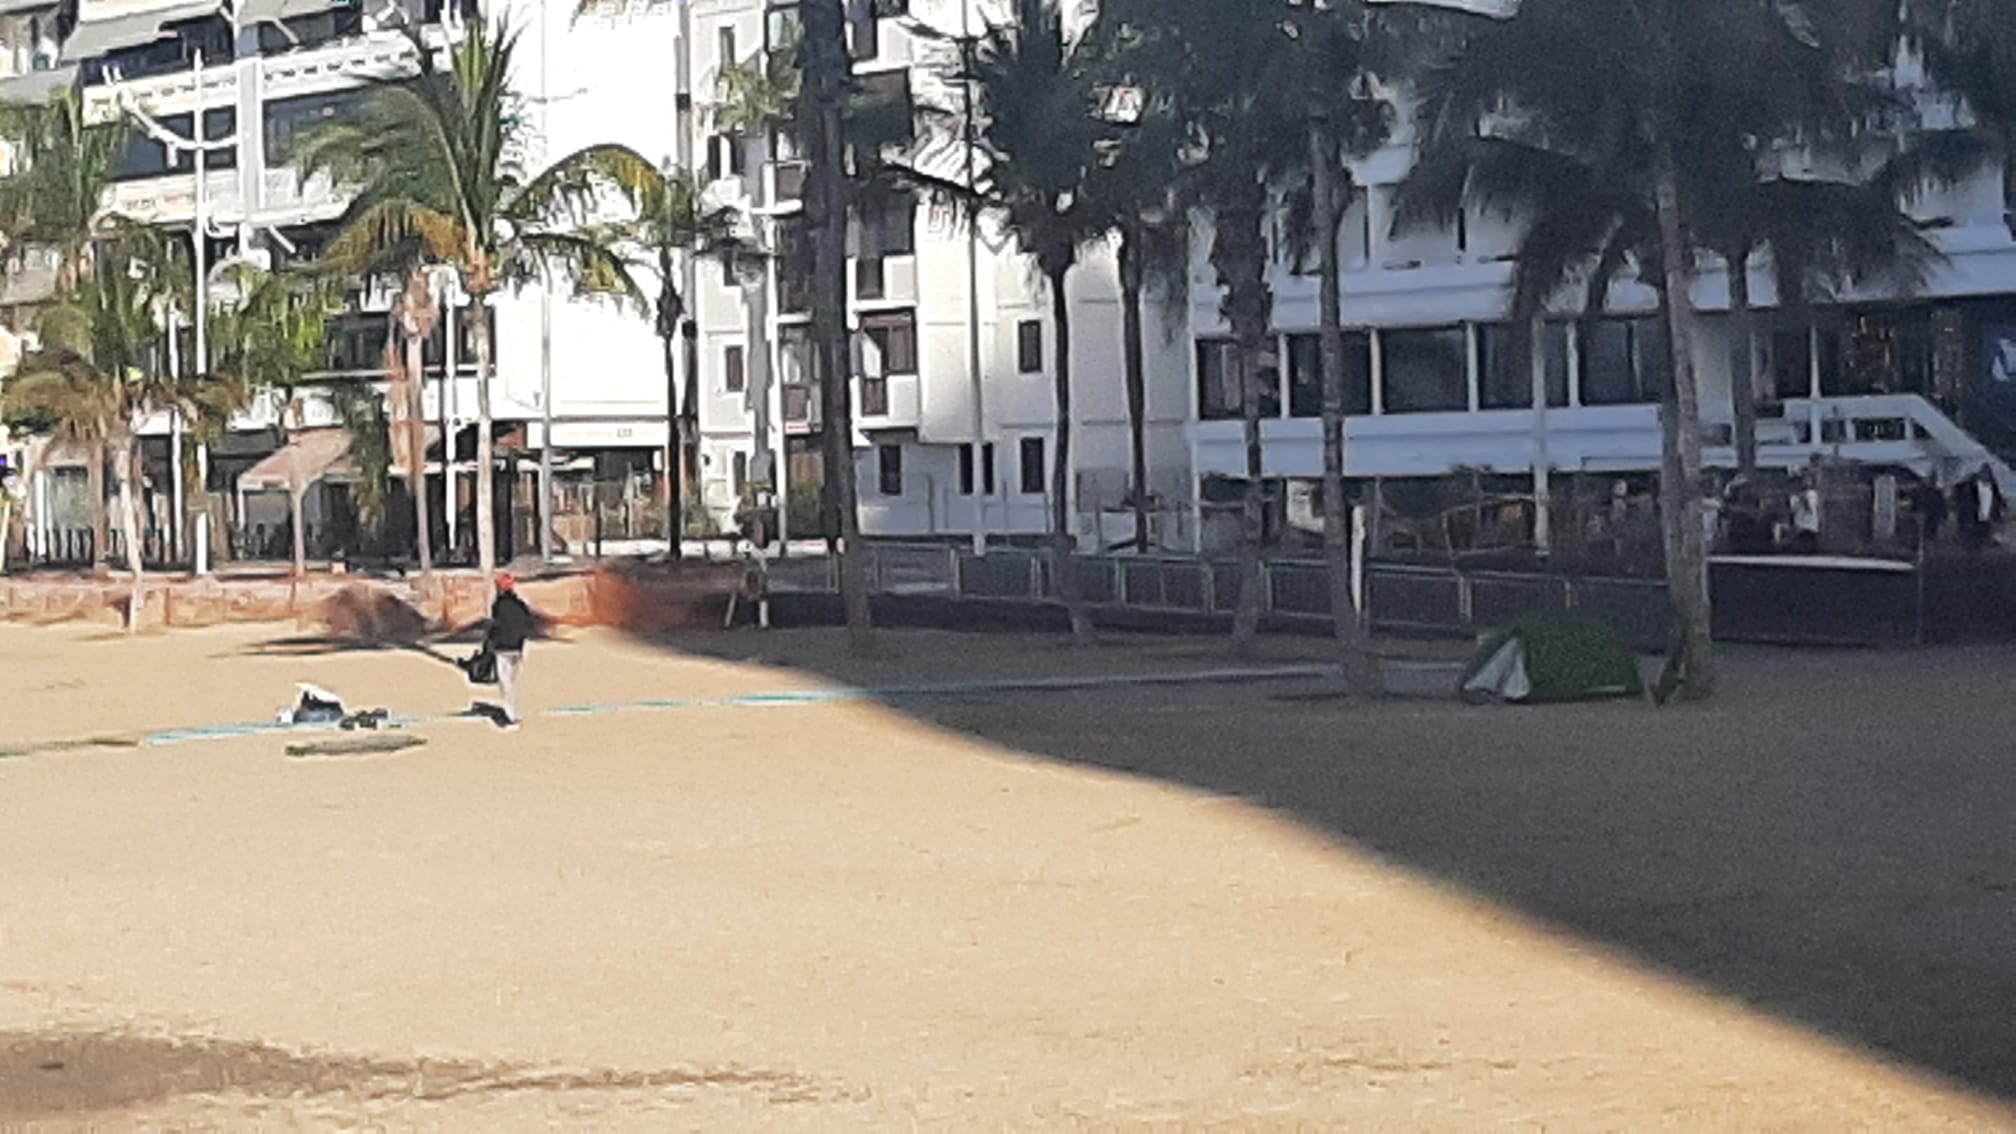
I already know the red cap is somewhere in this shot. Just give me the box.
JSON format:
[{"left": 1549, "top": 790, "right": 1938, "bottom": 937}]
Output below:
[{"left": 496, "top": 571, "right": 516, "bottom": 590}]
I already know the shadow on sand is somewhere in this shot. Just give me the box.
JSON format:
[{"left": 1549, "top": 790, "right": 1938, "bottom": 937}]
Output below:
[{"left": 651, "top": 618, "right": 2016, "bottom": 1101}]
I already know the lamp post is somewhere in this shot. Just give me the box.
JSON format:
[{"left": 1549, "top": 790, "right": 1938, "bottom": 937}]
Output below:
[{"left": 111, "top": 50, "right": 231, "bottom": 575}]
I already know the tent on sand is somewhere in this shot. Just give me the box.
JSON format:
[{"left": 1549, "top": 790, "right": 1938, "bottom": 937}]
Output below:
[{"left": 1460, "top": 612, "right": 1645, "bottom": 704}]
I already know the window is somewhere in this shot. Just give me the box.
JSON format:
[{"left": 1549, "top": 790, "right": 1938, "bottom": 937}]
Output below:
[
  {"left": 717, "top": 25, "right": 737, "bottom": 69},
  {"left": 255, "top": 8, "right": 363, "bottom": 53},
  {"left": 723, "top": 344, "right": 746, "bottom": 393},
  {"left": 1019, "top": 437, "right": 1046, "bottom": 495},
  {"left": 957, "top": 444, "right": 975, "bottom": 495},
  {"left": 732, "top": 451, "right": 748, "bottom": 495},
  {"left": 848, "top": 6, "right": 879, "bottom": 60},
  {"left": 1286, "top": 332, "right": 1372, "bottom": 418},
  {"left": 1380, "top": 326, "right": 1469, "bottom": 413},
  {"left": 709, "top": 134, "right": 745, "bottom": 179},
  {"left": 1017, "top": 320, "right": 1043, "bottom": 373},
  {"left": 858, "top": 197, "right": 914, "bottom": 257},
  {"left": 861, "top": 310, "right": 916, "bottom": 374},
  {"left": 981, "top": 442, "right": 996, "bottom": 494},
  {"left": 877, "top": 444, "right": 903, "bottom": 496},
  {"left": 1478, "top": 322, "right": 1571, "bottom": 409},
  {"left": 1579, "top": 317, "right": 1668, "bottom": 406},
  {"left": 1195, "top": 338, "right": 1281, "bottom": 420},
  {"left": 765, "top": 3, "right": 800, "bottom": 53},
  {"left": 777, "top": 217, "right": 813, "bottom": 313},
  {"left": 265, "top": 90, "right": 363, "bottom": 168},
  {"left": 872, "top": 0, "right": 908, "bottom": 14}
]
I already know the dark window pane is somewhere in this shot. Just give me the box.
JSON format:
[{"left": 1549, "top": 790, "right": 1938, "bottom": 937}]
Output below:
[
  {"left": 981, "top": 443, "right": 996, "bottom": 494},
  {"left": 1196, "top": 337, "right": 1281, "bottom": 419},
  {"left": 1580, "top": 320, "right": 1643, "bottom": 405},
  {"left": 862, "top": 311, "right": 915, "bottom": 374},
  {"left": 1287, "top": 332, "right": 1371, "bottom": 418},
  {"left": 877, "top": 444, "right": 902, "bottom": 495},
  {"left": 1631, "top": 315, "right": 1671, "bottom": 400},
  {"left": 1019, "top": 436, "right": 1045, "bottom": 495},
  {"left": 1381, "top": 326, "right": 1468, "bottom": 413},
  {"left": 957, "top": 444, "right": 974, "bottom": 495},
  {"left": 724, "top": 345, "right": 745, "bottom": 392},
  {"left": 1770, "top": 326, "right": 1812, "bottom": 400},
  {"left": 1478, "top": 322, "right": 1570, "bottom": 409},
  {"left": 264, "top": 90, "right": 363, "bottom": 168},
  {"left": 1017, "top": 320, "right": 1042, "bottom": 373}
]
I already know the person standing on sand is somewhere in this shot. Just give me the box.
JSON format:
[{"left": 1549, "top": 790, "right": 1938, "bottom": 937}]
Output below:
[{"left": 486, "top": 572, "right": 536, "bottom": 729}]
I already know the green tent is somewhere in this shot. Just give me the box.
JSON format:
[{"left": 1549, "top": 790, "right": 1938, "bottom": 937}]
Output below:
[{"left": 1460, "top": 612, "right": 1645, "bottom": 704}]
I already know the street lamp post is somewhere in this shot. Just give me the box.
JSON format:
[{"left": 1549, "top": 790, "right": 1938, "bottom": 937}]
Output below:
[{"left": 112, "top": 50, "right": 230, "bottom": 575}]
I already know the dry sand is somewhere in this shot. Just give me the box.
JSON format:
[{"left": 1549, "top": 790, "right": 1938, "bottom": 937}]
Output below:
[{"left": 0, "top": 621, "right": 2010, "bottom": 1130}]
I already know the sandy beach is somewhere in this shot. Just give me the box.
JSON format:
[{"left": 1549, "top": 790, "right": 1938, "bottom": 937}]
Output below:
[{"left": 0, "top": 620, "right": 2010, "bottom": 1129}]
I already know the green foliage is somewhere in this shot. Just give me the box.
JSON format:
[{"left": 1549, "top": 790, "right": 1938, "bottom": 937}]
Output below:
[
  {"left": 332, "top": 382, "right": 393, "bottom": 533},
  {"left": 295, "top": 18, "right": 652, "bottom": 308},
  {"left": 0, "top": 89, "right": 129, "bottom": 282}
]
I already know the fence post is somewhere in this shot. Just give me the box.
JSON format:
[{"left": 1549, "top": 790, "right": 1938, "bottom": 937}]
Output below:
[
  {"left": 1563, "top": 575, "right": 1579, "bottom": 610},
  {"left": 1028, "top": 551, "right": 1042, "bottom": 600},
  {"left": 1457, "top": 570, "right": 1475, "bottom": 628},
  {"left": 1262, "top": 559, "right": 1277, "bottom": 615},
  {"left": 1202, "top": 561, "right": 1216, "bottom": 614},
  {"left": 1115, "top": 557, "right": 1128, "bottom": 607}
]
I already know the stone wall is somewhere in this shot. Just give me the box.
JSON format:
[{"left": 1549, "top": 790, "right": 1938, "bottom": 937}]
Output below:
[{"left": 0, "top": 563, "right": 751, "bottom": 638}]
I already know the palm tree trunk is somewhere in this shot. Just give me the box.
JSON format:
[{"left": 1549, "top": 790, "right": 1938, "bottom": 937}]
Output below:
[
  {"left": 1048, "top": 263, "right": 1091, "bottom": 643},
  {"left": 406, "top": 333, "right": 433, "bottom": 576},
  {"left": 1312, "top": 127, "right": 1378, "bottom": 695},
  {"left": 1653, "top": 141, "right": 1714, "bottom": 699},
  {"left": 290, "top": 483, "right": 308, "bottom": 578},
  {"left": 1215, "top": 190, "right": 1272, "bottom": 657},
  {"left": 803, "top": 0, "right": 871, "bottom": 651},
  {"left": 660, "top": 324, "right": 685, "bottom": 557},
  {"left": 472, "top": 300, "right": 498, "bottom": 598},
  {"left": 87, "top": 438, "right": 108, "bottom": 575},
  {"left": 1727, "top": 248, "right": 1759, "bottom": 479},
  {"left": 1119, "top": 229, "right": 1151, "bottom": 553},
  {"left": 115, "top": 439, "right": 144, "bottom": 632}
]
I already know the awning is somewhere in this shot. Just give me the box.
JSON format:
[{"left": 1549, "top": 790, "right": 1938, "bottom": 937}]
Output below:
[
  {"left": 0, "top": 0, "right": 58, "bottom": 15},
  {"left": 238, "top": 428, "right": 354, "bottom": 492},
  {"left": 0, "top": 65, "right": 78, "bottom": 105},
  {"left": 233, "top": 0, "right": 345, "bottom": 24},
  {"left": 60, "top": 2, "right": 223, "bottom": 62}
]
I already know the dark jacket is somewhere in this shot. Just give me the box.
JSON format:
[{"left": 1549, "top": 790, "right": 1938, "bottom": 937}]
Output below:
[{"left": 487, "top": 591, "right": 536, "bottom": 652}]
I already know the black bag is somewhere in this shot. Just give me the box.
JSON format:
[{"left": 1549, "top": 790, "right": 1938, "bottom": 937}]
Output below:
[{"left": 458, "top": 645, "right": 499, "bottom": 685}]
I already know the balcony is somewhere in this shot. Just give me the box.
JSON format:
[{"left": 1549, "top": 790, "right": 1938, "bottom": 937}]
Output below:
[
  {"left": 257, "top": 27, "right": 425, "bottom": 100},
  {"left": 782, "top": 382, "right": 819, "bottom": 434},
  {"left": 856, "top": 372, "right": 920, "bottom": 428}
]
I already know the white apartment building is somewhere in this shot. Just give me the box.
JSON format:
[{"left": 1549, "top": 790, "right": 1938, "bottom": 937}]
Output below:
[{"left": 4, "top": 0, "right": 2015, "bottom": 561}]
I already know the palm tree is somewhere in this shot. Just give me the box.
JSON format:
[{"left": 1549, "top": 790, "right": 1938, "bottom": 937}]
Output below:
[
  {"left": 209, "top": 264, "right": 331, "bottom": 577},
  {"left": 1111, "top": 0, "right": 1311, "bottom": 656},
  {"left": 391, "top": 272, "right": 436, "bottom": 574},
  {"left": 1905, "top": 0, "right": 2016, "bottom": 239},
  {"left": 621, "top": 166, "right": 748, "bottom": 556},
  {"left": 1290, "top": 2, "right": 1395, "bottom": 691},
  {"left": 0, "top": 89, "right": 128, "bottom": 290},
  {"left": 1, "top": 238, "right": 176, "bottom": 625},
  {"left": 930, "top": 0, "right": 1110, "bottom": 642},
  {"left": 296, "top": 19, "right": 649, "bottom": 598},
  {"left": 1402, "top": 0, "right": 1901, "bottom": 699},
  {"left": 1075, "top": 25, "right": 1191, "bottom": 555}
]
